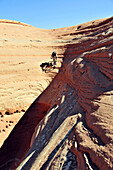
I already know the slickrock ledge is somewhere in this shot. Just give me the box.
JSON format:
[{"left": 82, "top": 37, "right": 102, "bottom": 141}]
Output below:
[{"left": 0, "top": 17, "right": 113, "bottom": 169}]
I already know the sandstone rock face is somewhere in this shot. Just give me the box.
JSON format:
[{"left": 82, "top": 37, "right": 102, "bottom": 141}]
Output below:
[
  {"left": 0, "top": 19, "right": 64, "bottom": 146},
  {"left": 0, "top": 17, "right": 113, "bottom": 169}
]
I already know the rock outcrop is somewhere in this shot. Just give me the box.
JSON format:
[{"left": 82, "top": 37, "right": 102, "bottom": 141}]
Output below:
[{"left": 0, "top": 17, "right": 113, "bottom": 169}]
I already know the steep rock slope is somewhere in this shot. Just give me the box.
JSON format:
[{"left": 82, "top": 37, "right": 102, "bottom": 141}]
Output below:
[
  {"left": 0, "top": 19, "right": 64, "bottom": 147},
  {"left": 0, "top": 17, "right": 113, "bottom": 169}
]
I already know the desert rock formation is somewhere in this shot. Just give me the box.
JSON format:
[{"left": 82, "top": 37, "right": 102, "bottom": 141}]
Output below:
[
  {"left": 0, "top": 19, "right": 63, "bottom": 146},
  {"left": 0, "top": 17, "right": 113, "bottom": 169}
]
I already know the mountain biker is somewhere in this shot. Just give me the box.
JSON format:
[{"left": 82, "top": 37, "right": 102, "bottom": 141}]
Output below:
[{"left": 51, "top": 51, "right": 57, "bottom": 68}]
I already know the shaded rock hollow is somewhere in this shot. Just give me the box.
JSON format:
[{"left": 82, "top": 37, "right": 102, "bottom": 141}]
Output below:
[{"left": 0, "top": 17, "right": 113, "bottom": 169}]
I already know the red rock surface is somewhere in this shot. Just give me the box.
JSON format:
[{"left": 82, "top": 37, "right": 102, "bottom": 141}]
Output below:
[{"left": 0, "top": 17, "right": 113, "bottom": 169}]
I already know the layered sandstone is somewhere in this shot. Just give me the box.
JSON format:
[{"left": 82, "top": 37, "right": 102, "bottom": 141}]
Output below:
[
  {"left": 0, "top": 17, "right": 113, "bottom": 169},
  {"left": 0, "top": 20, "right": 64, "bottom": 146}
]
